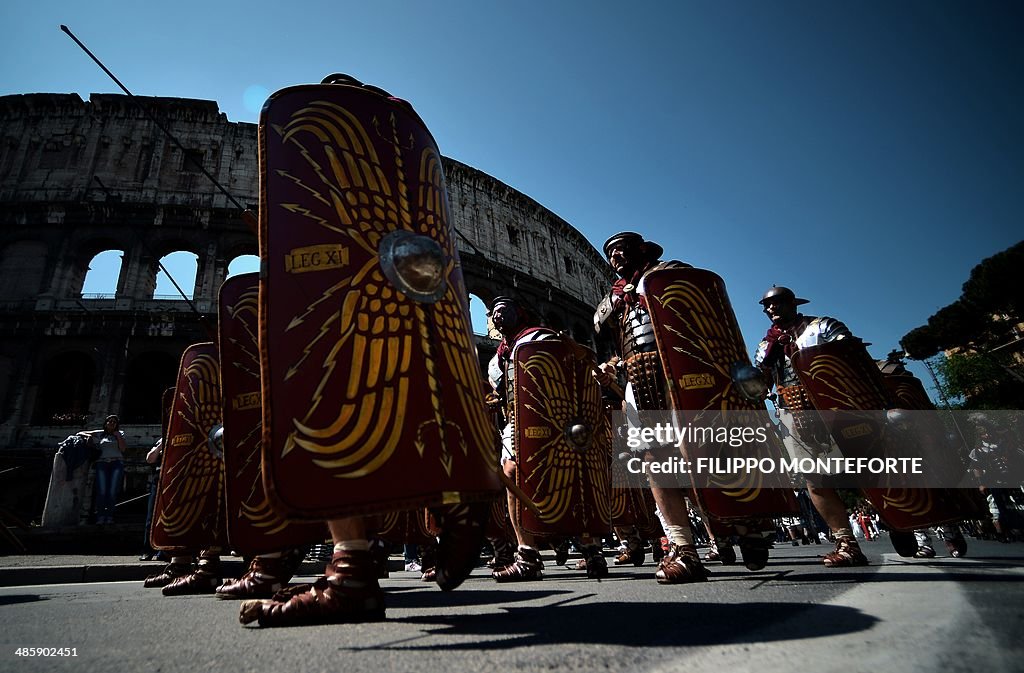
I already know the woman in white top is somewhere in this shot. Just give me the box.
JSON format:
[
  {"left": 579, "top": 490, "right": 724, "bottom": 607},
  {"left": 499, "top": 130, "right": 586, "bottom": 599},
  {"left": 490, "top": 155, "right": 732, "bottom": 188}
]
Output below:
[{"left": 79, "top": 414, "right": 127, "bottom": 524}]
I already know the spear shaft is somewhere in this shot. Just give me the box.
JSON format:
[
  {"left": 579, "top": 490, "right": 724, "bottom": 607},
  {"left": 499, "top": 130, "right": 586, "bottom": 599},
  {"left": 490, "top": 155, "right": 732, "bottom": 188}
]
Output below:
[{"left": 60, "top": 24, "right": 250, "bottom": 215}]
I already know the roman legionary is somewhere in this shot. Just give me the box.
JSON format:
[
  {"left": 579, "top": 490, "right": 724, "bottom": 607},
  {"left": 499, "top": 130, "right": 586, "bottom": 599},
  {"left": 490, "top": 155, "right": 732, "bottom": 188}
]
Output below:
[
  {"left": 238, "top": 74, "right": 501, "bottom": 626},
  {"left": 593, "top": 232, "right": 709, "bottom": 583},
  {"left": 486, "top": 296, "right": 559, "bottom": 581},
  {"left": 486, "top": 296, "right": 612, "bottom": 581},
  {"left": 753, "top": 285, "right": 868, "bottom": 567}
]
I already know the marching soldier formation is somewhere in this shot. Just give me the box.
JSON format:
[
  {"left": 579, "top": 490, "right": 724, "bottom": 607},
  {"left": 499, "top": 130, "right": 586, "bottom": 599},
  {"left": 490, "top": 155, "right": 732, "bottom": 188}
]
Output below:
[{"left": 140, "top": 74, "right": 1001, "bottom": 627}]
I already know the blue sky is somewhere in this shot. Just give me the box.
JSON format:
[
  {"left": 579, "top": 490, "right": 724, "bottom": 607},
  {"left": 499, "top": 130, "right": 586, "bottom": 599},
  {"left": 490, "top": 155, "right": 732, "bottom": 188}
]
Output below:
[{"left": 2, "top": 2, "right": 1021, "bottom": 397}]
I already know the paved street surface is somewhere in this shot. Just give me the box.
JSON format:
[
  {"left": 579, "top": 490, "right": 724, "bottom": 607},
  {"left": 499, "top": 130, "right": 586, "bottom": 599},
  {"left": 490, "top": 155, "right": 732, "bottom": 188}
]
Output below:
[{"left": 1, "top": 539, "right": 1022, "bottom": 673}]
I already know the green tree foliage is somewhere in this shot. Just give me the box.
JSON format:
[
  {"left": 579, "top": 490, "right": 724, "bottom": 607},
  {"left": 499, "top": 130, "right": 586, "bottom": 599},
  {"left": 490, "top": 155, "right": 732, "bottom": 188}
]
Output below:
[
  {"left": 935, "top": 352, "right": 1024, "bottom": 410},
  {"left": 901, "top": 240, "right": 1023, "bottom": 359},
  {"left": 962, "top": 241, "right": 1024, "bottom": 320}
]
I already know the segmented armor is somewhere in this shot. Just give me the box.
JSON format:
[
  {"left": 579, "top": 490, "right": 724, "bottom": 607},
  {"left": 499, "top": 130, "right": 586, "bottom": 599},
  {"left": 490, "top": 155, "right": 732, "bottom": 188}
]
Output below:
[
  {"left": 594, "top": 261, "right": 688, "bottom": 411},
  {"left": 754, "top": 316, "right": 851, "bottom": 390},
  {"left": 755, "top": 315, "right": 852, "bottom": 455},
  {"left": 489, "top": 328, "right": 558, "bottom": 415},
  {"left": 488, "top": 327, "right": 558, "bottom": 462},
  {"left": 620, "top": 302, "right": 659, "bottom": 360}
]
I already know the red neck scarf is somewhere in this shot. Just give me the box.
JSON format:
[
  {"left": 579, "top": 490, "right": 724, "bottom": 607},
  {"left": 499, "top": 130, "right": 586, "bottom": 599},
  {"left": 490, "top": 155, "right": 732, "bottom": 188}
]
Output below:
[
  {"left": 761, "top": 315, "right": 807, "bottom": 364},
  {"left": 495, "top": 326, "right": 548, "bottom": 363},
  {"left": 610, "top": 259, "right": 658, "bottom": 307}
]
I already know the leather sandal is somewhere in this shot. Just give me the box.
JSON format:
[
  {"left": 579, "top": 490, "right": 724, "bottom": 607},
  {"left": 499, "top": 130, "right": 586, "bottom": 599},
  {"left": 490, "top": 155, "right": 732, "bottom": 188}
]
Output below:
[
  {"left": 162, "top": 558, "right": 222, "bottom": 596},
  {"left": 486, "top": 538, "right": 515, "bottom": 569},
  {"left": 614, "top": 540, "right": 645, "bottom": 567},
  {"left": 703, "top": 539, "right": 736, "bottom": 565},
  {"left": 655, "top": 543, "right": 708, "bottom": 584},
  {"left": 143, "top": 562, "right": 191, "bottom": 589},
  {"left": 944, "top": 532, "right": 967, "bottom": 558},
  {"left": 216, "top": 554, "right": 298, "bottom": 599},
  {"left": 823, "top": 536, "right": 869, "bottom": 567},
  {"left": 492, "top": 547, "right": 543, "bottom": 582},
  {"left": 553, "top": 540, "right": 570, "bottom": 567},
  {"left": 238, "top": 551, "right": 385, "bottom": 627},
  {"left": 585, "top": 553, "right": 606, "bottom": 577}
]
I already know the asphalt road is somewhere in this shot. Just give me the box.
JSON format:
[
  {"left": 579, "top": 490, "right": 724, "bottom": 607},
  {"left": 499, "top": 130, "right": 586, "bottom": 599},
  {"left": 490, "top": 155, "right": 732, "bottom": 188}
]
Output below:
[{"left": 1, "top": 541, "right": 1022, "bottom": 673}]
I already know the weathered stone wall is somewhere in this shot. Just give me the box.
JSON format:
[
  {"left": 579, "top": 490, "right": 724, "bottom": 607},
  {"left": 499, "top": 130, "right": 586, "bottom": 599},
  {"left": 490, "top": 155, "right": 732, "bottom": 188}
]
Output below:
[
  {"left": 0, "top": 92, "right": 613, "bottom": 450},
  {"left": 0, "top": 93, "right": 259, "bottom": 209},
  {"left": 444, "top": 159, "right": 609, "bottom": 306}
]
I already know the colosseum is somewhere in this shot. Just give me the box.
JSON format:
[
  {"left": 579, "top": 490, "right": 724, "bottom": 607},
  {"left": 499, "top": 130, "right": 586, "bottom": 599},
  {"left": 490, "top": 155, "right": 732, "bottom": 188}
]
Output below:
[{"left": 0, "top": 92, "right": 612, "bottom": 528}]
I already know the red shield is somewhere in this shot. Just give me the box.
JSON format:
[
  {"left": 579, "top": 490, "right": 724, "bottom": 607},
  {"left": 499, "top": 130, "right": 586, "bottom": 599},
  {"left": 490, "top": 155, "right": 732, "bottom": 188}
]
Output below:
[
  {"left": 512, "top": 339, "right": 612, "bottom": 538},
  {"left": 790, "top": 339, "right": 891, "bottom": 467},
  {"left": 883, "top": 374, "right": 934, "bottom": 411},
  {"left": 259, "top": 80, "right": 501, "bottom": 518},
  {"left": 866, "top": 487, "right": 986, "bottom": 531},
  {"left": 793, "top": 340, "right": 983, "bottom": 530},
  {"left": 218, "top": 274, "right": 326, "bottom": 553},
  {"left": 151, "top": 343, "right": 227, "bottom": 551},
  {"left": 880, "top": 373, "right": 987, "bottom": 523},
  {"left": 642, "top": 268, "right": 798, "bottom": 520}
]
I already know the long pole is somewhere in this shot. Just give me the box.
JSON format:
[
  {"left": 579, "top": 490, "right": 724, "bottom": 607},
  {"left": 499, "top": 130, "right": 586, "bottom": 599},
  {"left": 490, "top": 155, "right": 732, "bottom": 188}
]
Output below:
[
  {"left": 924, "top": 356, "right": 971, "bottom": 448},
  {"left": 60, "top": 25, "right": 249, "bottom": 215}
]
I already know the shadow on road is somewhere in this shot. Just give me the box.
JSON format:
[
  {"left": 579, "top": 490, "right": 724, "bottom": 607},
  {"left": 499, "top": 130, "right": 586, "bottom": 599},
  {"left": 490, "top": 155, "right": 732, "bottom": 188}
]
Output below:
[
  {"left": 383, "top": 587, "right": 571, "bottom": 608},
  {"left": 0, "top": 594, "right": 45, "bottom": 606},
  {"left": 364, "top": 598, "right": 877, "bottom": 650}
]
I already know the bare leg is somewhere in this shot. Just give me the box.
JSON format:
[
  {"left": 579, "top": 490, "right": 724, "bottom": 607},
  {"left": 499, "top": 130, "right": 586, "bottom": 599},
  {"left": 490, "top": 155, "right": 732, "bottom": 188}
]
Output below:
[
  {"left": 503, "top": 460, "right": 538, "bottom": 549},
  {"left": 646, "top": 450, "right": 705, "bottom": 583},
  {"left": 328, "top": 517, "right": 366, "bottom": 544},
  {"left": 806, "top": 485, "right": 850, "bottom": 534},
  {"left": 493, "top": 460, "right": 544, "bottom": 582},
  {"left": 807, "top": 483, "right": 867, "bottom": 567},
  {"left": 649, "top": 485, "right": 693, "bottom": 541}
]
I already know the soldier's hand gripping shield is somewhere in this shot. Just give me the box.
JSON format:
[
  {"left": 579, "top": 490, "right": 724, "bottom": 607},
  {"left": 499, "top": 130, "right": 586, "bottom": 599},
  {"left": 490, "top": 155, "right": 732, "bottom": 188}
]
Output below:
[
  {"left": 791, "top": 339, "right": 982, "bottom": 530},
  {"left": 218, "top": 274, "right": 326, "bottom": 553},
  {"left": 258, "top": 77, "right": 501, "bottom": 519},
  {"left": 151, "top": 343, "right": 227, "bottom": 552},
  {"left": 641, "top": 268, "right": 798, "bottom": 520},
  {"left": 511, "top": 339, "right": 613, "bottom": 538}
]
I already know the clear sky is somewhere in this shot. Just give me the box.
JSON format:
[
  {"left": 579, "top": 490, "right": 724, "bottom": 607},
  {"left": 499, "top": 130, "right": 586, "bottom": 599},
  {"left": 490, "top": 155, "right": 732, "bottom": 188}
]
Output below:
[{"left": 2, "top": 1, "right": 1021, "bottom": 397}]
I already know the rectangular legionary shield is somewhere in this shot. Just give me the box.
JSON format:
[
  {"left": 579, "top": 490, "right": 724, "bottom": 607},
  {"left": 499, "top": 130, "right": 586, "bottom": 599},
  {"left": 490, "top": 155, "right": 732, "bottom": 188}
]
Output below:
[
  {"left": 883, "top": 374, "right": 934, "bottom": 411},
  {"left": 792, "top": 340, "right": 981, "bottom": 530},
  {"left": 880, "top": 373, "right": 987, "bottom": 524},
  {"left": 790, "top": 338, "right": 891, "bottom": 457},
  {"left": 218, "top": 274, "right": 326, "bottom": 553},
  {"left": 259, "top": 79, "right": 501, "bottom": 518},
  {"left": 151, "top": 343, "right": 227, "bottom": 551},
  {"left": 642, "top": 268, "right": 798, "bottom": 520},
  {"left": 512, "top": 339, "right": 612, "bottom": 538}
]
